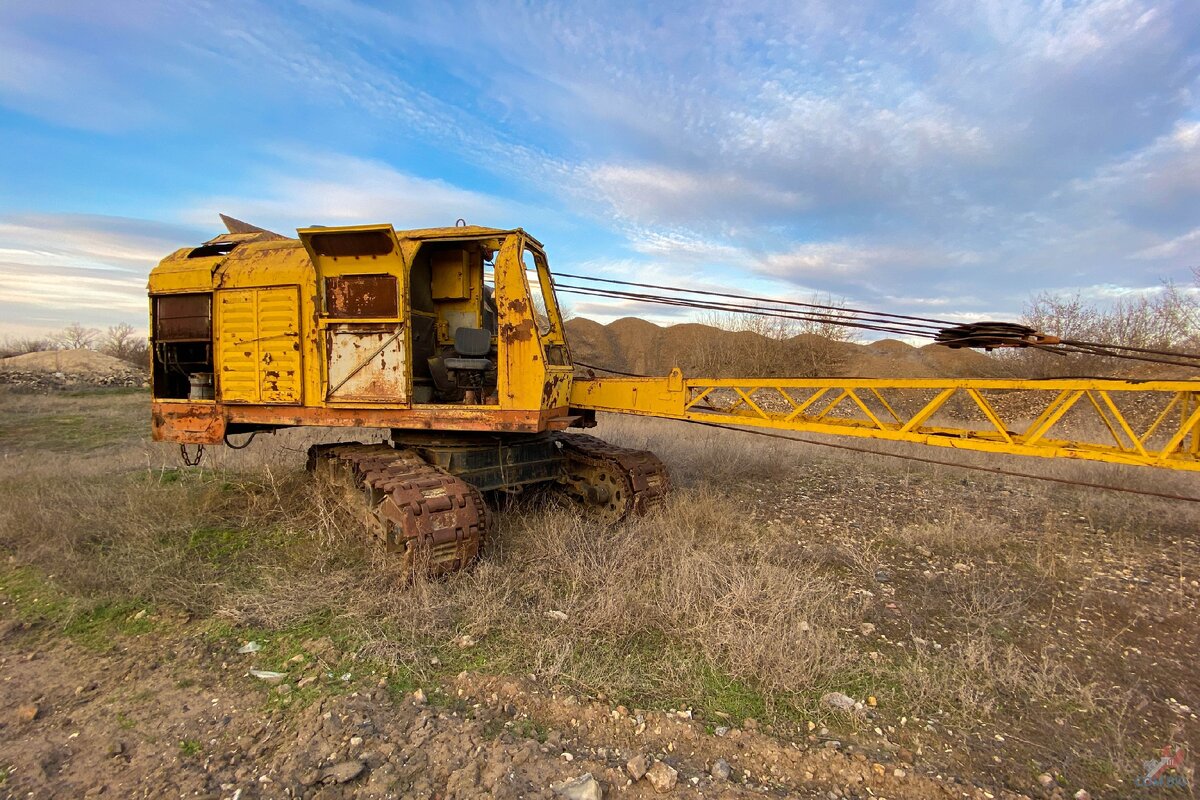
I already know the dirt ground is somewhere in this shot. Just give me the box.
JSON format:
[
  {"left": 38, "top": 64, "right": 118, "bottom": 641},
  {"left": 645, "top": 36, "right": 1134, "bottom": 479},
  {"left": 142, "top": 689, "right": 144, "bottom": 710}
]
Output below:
[
  {"left": 1, "top": 388, "right": 1197, "bottom": 799},
  {"left": 0, "top": 631, "right": 1000, "bottom": 799}
]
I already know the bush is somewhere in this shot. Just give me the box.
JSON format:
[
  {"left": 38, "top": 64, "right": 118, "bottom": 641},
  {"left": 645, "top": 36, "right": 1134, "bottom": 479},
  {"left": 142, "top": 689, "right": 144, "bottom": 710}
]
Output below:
[{"left": 1007, "top": 282, "right": 1199, "bottom": 376}]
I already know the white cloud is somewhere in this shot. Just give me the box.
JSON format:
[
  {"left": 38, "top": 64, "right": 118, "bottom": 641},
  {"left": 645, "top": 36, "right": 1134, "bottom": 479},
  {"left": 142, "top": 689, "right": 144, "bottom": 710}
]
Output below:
[
  {"left": 1133, "top": 228, "right": 1200, "bottom": 261},
  {"left": 185, "top": 151, "right": 520, "bottom": 233},
  {"left": 0, "top": 214, "right": 198, "bottom": 335}
]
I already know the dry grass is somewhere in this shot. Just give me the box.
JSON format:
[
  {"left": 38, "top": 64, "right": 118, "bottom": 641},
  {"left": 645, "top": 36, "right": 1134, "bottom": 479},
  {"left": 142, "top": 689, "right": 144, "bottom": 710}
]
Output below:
[{"left": 1, "top": 388, "right": 1197, "bottom": 791}]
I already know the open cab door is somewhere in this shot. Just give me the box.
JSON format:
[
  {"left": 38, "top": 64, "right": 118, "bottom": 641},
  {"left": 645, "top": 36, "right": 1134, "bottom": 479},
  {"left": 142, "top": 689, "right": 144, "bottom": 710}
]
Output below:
[{"left": 300, "top": 225, "right": 411, "bottom": 405}]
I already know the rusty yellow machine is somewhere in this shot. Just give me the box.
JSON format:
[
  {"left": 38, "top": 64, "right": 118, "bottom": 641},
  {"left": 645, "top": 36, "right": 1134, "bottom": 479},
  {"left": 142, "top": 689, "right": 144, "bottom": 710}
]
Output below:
[{"left": 148, "top": 216, "right": 1200, "bottom": 575}]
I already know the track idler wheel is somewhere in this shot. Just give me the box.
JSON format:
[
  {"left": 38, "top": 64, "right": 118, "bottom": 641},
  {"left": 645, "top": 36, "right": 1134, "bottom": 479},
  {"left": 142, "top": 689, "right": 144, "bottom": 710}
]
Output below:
[{"left": 556, "top": 433, "right": 670, "bottom": 523}]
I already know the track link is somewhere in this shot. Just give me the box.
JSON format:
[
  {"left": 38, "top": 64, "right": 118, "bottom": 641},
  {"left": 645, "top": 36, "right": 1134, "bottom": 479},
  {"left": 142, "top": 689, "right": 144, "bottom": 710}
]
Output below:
[
  {"left": 307, "top": 442, "right": 491, "bottom": 577},
  {"left": 556, "top": 433, "right": 671, "bottom": 522}
]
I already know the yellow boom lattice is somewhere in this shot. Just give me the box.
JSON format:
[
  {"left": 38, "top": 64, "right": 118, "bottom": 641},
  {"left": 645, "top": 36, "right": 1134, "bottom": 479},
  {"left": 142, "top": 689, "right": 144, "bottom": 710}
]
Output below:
[{"left": 571, "top": 372, "right": 1200, "bottom": 472}]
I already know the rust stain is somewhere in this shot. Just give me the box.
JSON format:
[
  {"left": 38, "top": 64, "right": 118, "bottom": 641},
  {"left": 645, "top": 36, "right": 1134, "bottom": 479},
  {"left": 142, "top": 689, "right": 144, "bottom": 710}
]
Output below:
[
  {"left": 152, "top": 402, "right": 550, "bottom": 443},
  {"left": 542, "top": 373, "right": 566, "bottom": 406},
  {"left": 500, "top": 318, "right": 537, "bottom": 343}
]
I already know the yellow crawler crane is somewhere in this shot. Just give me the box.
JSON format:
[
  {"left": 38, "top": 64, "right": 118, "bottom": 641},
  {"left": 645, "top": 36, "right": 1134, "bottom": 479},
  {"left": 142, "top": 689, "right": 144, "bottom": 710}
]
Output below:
[{"left": 147, "top": 217, "right": 1200, "bottom": 575}]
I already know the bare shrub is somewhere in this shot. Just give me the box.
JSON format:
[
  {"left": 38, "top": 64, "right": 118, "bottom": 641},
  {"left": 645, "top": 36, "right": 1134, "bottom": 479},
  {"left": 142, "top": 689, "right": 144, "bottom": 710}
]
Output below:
[
  {"left": 1009, "top": 283, "right": 1200, "bottom": 376},
  {"left": 695, "top": 296, "right": 861, "bottom": 378},
  {"left": 896, "top": 636, "right": 1092, "bottom": 723},
  {"left": 0, "top": 335, "right": 53, "bottom": 358}
]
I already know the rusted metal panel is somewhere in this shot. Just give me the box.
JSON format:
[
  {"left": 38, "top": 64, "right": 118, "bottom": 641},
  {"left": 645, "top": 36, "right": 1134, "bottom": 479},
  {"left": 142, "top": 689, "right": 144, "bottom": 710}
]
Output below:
[
  {"left": 326, "top": 324, "right": 409, "bottom": 403},
  {"left": 151, "top": 401, "right": 568, "bottom": 441},
  {"left": 216, "top": 287, "right": 302, "bottom": 404},
  {"left": 325, "top": 274, "right": 399, "bottom": 317},
  {"left": 217, "top": 289, "right": 259, "bottom": 402},
  {"left": 154, "top": 294, "right": 211, "bottom": 341},
  {"left": 151, "top": 402, "right": 226, "bottom": 444},
  {"left": 309, "top": 229, "right": 395, "bottom": 258},
  {"left": 257, "top": 287, "right": 303, "bottom": 403},
  {"left": 431, "top": 250, "right": 469, "bottom": 299}
]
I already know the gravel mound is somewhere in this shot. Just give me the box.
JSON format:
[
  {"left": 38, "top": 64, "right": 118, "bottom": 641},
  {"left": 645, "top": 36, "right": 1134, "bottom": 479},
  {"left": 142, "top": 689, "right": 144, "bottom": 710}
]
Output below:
[{"left": 0, "top": 349, "right": 147, "bottom": 389}]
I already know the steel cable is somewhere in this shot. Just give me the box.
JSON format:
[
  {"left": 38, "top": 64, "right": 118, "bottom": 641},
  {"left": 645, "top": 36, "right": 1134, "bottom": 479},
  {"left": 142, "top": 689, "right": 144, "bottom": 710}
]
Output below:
[{"left": 555, "top": 273, "right": 1200, "bottom": 370}]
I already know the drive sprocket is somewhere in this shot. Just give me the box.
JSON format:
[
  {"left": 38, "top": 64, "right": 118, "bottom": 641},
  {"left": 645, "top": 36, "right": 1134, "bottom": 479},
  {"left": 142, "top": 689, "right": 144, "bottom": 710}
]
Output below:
[{"left": 555, "top": 433, "right": 670, "bottom": 523}]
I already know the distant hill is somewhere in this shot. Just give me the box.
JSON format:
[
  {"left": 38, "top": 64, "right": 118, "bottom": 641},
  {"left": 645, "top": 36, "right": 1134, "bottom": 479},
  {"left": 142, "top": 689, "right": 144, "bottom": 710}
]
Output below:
[{"left": 564, "top": 317, "right": 1010, "bottom": 379}]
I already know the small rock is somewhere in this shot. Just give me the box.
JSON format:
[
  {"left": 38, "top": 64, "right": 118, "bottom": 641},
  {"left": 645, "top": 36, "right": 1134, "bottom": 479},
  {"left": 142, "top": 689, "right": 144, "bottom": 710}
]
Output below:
[
  {"left": 299, "top": 769, "right": 322, "bottom": 786},
  {"left": 820, "top": 692, "right": 856, "bottom": 712},
  {"left": 1074, "top": 791, "right": 1091, "bottom": 800},
  {"left": 897, "top": 748, "right": 915, "bottom": 764},
  {"left": 322, "top": 761, "right": 365, "bottom": 784},
  {"left": 872, "top": 763, "right": 885, "bottom": 777},
  {"left": 893, "top": 768, "right": 906, "bottom": 778},
  {"left": 711, "top": 758, "right": 731, "bottom": 781},
  {"left": 249, "top": 670, "right": 287, "bottom": 684},
  {"left": 714, "top": 725, "right": 729, "bottom": 737},
  {"left": 953, "top": 562, "right": 971, "bottom": 572},
  {"left": 743, "top": 718, "right": 758, "bottom": 730},
  {"left": 106, "top": 740, "right": 126, "bottom": 758},
  {"left": 349, "top": 736, "right": 363, "bottom": 747},
  {"left": 867, "top": 695, "right": 877, "bottom": 707},
  {"left": 412, "top": 688, "right": 427, "bottom": 705},
  {"left": 551, "top": 772, "right": 602, "bottom": 800},
  {"left": 645, "top": 761, "right": 678, "bottom": 793},
  {"left": 1037, "top": 773, "right": 1055, "bottom": 788},
  {"left": 301, "top": 635, "right": 339, "bottom": 662},
  {"left": 297, "top": 676, "right": 318, "bottom": 689},
  {"left": 860, "top": 623, "right": 876, "bottom": 636},
  {"left": 874, "top": 570, "right": 891, "bottom": 583},
  {"left": 275, "top": 683, "right": 292, "bottom": 696},
  {"left": 16, "top": 703, "right": 39, "bottom": 723},
  {"left": 627, "top": 754, "right": 649, "bottom": 781},
  {"left": 544, "top": 610, "right": 569, "bottom": 622}
]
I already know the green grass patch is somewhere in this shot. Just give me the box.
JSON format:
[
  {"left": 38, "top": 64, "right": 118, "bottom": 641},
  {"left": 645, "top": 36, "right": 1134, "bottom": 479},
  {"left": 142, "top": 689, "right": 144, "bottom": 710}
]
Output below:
[
  {"left": 0, "top": 565, "right": 158, "bottom": 649},
  {"left": 0, "top": 406, "right": 146, "bottom": 452}
]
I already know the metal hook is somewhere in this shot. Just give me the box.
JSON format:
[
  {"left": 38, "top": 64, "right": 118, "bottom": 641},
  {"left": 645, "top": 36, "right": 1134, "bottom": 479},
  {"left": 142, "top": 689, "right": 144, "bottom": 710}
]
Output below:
[{"left": 455, "top": 218, "right": 467, "bottom": 227}]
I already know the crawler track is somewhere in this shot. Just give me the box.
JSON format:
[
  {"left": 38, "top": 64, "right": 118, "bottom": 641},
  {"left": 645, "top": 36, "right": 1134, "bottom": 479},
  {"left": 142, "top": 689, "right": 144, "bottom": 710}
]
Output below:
[
  {"left": 556, "top": 433, "right": 671, "bottom": 522},
  {"left": 307, "top": 442, "right": 491, "bottom": 577}
]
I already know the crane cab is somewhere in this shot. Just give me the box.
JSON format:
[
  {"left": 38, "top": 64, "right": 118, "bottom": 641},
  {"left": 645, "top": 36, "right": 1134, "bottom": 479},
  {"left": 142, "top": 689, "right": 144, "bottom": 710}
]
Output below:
[{"left": 148, "top": 221, "right": 577, "bottom": 445}]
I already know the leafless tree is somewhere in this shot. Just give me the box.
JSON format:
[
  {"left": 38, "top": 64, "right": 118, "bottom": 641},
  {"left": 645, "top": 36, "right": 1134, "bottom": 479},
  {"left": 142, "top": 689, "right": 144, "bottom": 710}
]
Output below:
[
  {"left": 53, "top": 323, "right": 100, "bottom": 350},
  {"left": 98, "top": 323, "right": 150, "bottom": 367}
]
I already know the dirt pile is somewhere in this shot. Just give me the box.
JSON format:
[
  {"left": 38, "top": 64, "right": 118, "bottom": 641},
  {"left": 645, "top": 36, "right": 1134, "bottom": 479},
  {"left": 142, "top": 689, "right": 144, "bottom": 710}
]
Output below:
[
  {"left": 0, "top": 349, "right": 147, "bottom": 389},
  {"left": 566, "top": 317, "right": 1007, "bottom": 379}
]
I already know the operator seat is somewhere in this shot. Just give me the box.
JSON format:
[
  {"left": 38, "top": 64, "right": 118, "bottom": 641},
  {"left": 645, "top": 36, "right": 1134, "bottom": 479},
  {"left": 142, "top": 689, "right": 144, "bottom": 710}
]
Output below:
[{"left": 428, "top": 327, "right": 496, "bottom": 403}]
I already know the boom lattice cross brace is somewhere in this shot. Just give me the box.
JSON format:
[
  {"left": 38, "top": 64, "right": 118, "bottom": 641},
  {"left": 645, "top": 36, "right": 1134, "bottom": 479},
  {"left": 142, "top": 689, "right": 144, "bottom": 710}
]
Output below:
[{"left": 570, "top": 372, "right": 1200, "bottom": 472}]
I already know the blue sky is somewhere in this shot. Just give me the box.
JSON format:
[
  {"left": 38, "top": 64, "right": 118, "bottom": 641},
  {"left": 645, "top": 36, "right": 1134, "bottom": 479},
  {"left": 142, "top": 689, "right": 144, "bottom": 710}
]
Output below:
[{"left": 1, "top": 0, "right": 1198, "bottom": 337}]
